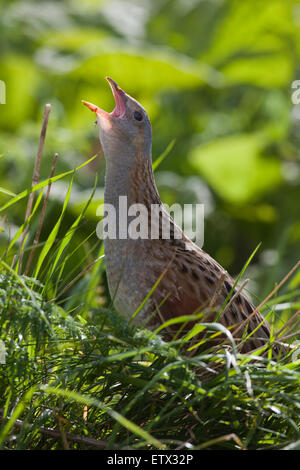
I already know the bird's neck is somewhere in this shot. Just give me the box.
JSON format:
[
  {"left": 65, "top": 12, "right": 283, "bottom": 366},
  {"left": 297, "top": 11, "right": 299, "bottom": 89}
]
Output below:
[
  {"left": 103, "top": 153, "right": 163, "bottom": 316},
  {"left": 104, "top": 153, "right": 161, "bottom": 210}
]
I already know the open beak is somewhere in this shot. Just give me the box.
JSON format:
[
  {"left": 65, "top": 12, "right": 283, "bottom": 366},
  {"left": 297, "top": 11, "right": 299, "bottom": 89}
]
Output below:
[{"left": 82, "top": 77, "right": 127, "bottom": 119}]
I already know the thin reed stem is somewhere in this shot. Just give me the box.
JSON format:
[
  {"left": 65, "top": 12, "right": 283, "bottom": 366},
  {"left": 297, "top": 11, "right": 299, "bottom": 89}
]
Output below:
[{"left": 18, "top": 103, "right": 51, "bottom": 273}]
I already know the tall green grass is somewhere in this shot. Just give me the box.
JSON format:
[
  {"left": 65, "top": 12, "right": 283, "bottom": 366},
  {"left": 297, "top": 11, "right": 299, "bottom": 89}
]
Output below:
[{"left": 0, "top": 268, "right": 299, "bottom": 450}]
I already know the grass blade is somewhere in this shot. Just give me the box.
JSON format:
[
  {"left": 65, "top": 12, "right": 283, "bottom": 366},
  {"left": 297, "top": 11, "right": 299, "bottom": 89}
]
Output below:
[
  {"left": 0, "top": 155, "right": 98, "bottom": 215},
  {"left": 33, "top": 175, "right": 74, "bottom": 279}
]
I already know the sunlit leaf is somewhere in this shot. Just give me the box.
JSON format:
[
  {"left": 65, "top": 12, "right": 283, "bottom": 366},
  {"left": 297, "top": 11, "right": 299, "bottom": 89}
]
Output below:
[
  {"left": 189, "top": 133, "right": 282, "bottom": 204},
  {"left": 72, "top": 45, "right": 224, "bottom": 91}
]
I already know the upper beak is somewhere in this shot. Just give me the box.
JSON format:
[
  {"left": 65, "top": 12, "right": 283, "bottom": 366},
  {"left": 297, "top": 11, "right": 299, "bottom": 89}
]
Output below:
[{"left": 82, "top": 77, "right": 127, "bottom": 118}]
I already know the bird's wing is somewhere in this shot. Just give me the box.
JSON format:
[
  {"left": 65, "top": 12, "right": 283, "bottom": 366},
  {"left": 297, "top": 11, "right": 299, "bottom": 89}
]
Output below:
[{"left": 147, "top": 237, "right": 270, "bottom": 351}]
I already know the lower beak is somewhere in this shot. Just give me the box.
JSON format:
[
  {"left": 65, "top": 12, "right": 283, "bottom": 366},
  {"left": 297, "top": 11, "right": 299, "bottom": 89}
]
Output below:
[{"left": 81, "top": 100, "right": 103, "bottom": 114}]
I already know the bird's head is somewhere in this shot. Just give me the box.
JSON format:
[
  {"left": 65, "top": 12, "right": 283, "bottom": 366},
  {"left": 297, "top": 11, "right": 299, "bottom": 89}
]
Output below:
[{"left": 82, "top": 77, "right": 152, "bottom": 164}]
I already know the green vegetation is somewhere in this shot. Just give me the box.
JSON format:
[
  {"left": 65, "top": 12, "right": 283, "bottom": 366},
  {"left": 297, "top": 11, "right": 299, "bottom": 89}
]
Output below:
[
  {"left": 0, "top": 0, "right": 299, "bottom": 450},
  {"left": 0, "top": 257, "right": 299, "bottom": 449}
]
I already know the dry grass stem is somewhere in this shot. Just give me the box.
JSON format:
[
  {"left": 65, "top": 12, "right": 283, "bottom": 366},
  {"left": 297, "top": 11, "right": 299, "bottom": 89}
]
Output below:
[{"left": 18, "top": 103, "right": 51, "bottom": 273}]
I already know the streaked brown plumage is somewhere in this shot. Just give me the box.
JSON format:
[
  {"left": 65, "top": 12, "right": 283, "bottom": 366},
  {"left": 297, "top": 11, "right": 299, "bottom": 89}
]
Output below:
[{"left": 83, "top": 77, "right": 273, "bottom": 353}]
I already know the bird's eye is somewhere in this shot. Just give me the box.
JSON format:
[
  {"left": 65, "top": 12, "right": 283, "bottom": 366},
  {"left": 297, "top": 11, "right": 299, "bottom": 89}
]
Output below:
[{"left": 134, "top": 111, "right": 143, "bottom": 121}]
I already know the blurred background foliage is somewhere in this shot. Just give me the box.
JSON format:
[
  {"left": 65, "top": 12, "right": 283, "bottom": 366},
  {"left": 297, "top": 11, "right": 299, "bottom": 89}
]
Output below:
[{"left": 0, "top": 0, "right": 300, "bottom": 318}]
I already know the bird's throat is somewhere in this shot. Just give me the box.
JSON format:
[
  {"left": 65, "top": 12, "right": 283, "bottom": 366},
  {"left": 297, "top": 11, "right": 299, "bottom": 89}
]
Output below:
[
  {"left": 104, "top": 153, "right": 161, "bottom": 210},
  {"left": 103, "top": 153, "right": 161, "bottom": 318}
]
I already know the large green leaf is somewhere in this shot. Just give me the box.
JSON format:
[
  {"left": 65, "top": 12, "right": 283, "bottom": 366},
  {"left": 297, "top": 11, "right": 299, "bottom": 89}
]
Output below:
[
  {"left": 189, "top": 133, "right": 282, "bottom": 204},
  {"left": 222, "top": 53, "right": 293, "bottom": 88},
  {"left": 71, "top": 45, "right": 224, "bottom": 91}
]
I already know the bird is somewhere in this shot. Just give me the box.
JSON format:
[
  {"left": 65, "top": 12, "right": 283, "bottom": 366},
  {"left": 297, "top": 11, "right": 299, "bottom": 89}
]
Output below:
[{"left": 82, "top": 77, "right": 274, "bottom": 354}]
